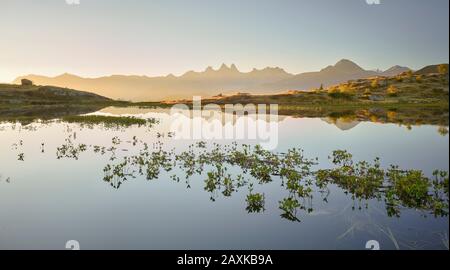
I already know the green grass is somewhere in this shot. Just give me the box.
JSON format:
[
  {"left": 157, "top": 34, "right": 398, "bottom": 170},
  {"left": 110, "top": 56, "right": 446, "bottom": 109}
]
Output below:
[
  {"left": 61, "top": 115, "right": 157, "bottom": 128},
  {"left": 1, "top": 72, "right": 448, "bottom": 126},
  {"left": 0, "top": 83, "right": 132, "bottom": 124}
]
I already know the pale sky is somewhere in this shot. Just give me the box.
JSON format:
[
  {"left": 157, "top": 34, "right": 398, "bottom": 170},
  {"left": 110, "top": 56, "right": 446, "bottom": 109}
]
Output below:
[{"left": 0, "top": 0, "right": 448, "bottom": 83}]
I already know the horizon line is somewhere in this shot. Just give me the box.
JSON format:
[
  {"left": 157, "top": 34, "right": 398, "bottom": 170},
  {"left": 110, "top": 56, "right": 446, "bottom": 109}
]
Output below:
[{"left": 9, "top": 59, "right": 449, "bottom": 83}]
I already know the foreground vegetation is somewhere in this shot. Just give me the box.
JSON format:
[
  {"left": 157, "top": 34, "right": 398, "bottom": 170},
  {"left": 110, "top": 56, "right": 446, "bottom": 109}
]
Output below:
[
  {"left": 61, "top": 115, "right": 158, "bottom": 129},
  {"left": 47, "top": 134, "right": 449, "bottom": 221}
]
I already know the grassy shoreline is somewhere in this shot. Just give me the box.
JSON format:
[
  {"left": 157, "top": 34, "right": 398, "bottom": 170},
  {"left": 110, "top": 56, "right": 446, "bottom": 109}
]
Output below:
[{"left": 1, "top": 72, "right": 448, "bottom": 126}]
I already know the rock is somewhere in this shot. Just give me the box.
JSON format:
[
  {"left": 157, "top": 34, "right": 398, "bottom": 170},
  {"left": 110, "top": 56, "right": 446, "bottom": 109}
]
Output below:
[
  {"left": 369, "top": 108, "right": 385, "bottom": 114},
  {"left": 378, "top": 80, "right": 388, "bottom": 87},
  {"left": 21, "top": 79, "right": 33, "bottom": 86},
  {"left": 369, "top": 95, "right": 385, "bottom": 101}
]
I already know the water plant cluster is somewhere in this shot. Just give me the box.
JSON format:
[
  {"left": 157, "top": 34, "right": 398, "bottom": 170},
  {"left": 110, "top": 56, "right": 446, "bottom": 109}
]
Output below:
[
  {"left": 316, "top": 151, "right": 449, "bottom": 218},
  {"left": 61, "top": 115, "right": 159, "bottom": 129},
  {"left": 52, "top": 135, "right": 449, "bottom": 222}
]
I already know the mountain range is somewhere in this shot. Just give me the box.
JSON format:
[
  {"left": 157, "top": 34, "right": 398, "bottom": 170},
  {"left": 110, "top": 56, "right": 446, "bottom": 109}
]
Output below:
[{"left": 14, "top": 59, "right": 411, "bottom": 101}]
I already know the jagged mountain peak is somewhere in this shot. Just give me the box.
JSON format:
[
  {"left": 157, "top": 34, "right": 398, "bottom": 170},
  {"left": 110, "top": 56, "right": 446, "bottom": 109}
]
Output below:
[
  {"left": 12, "top": 59, "right": 422, "bottom": 102},
  {"left": 219, "top": 63, "right": 229, "bottom": 71},
  {"left": 250, "top": 66, "right": 289, "bottom": 74},
  {"left": 200, "top": 64, "right": 240, "bottom": 73}
]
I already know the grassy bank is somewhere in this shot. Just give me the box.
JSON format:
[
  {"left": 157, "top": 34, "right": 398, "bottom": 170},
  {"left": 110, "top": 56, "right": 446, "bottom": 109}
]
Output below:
[{"left": 1, "top": 71, "right": 448, "bottom": 126}]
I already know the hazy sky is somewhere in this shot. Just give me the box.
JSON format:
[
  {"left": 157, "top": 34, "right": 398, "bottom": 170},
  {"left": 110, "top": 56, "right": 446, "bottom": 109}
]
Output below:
[{"left": 0, "top": 0, "right": 448, "bottom": 82}]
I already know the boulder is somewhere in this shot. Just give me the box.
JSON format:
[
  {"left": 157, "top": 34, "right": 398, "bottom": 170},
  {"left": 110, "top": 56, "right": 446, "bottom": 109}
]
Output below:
[
  {"left": 21, "top": 79, "right": 33, "bottom": 86},
  {"left": 369, "top": 95, "right": 385, "bottom": 101}
]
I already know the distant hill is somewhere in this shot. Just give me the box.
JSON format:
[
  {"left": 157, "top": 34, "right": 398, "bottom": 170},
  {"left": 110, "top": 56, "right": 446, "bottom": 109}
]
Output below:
[
  {"left": 15, "top": 65, "right": 294, "bottom": 102},
  {"left": 14, "top": 59, "right": 413, "bottom": 101},
  {"left": 0, "top": 83, "right": 110, "bottom": 105},
  {"left": 259, "top": 59, "right": 381, "bottom": 92},
  {"left": 196, "top": 71, "right": 449, "bottom": 107},
  {"left": 382, "top": 65, "right": 411, "bottom": 76},
  {"left": 0, "top": 83, "right": 114, "bottom": 122},
  {"left": 414, "top": 64, "right": 449, "bottom": 75}
]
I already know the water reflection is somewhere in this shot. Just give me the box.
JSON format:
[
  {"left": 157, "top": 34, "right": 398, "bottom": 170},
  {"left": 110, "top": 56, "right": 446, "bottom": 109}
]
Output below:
[
  {"left": 4, "top": 118, "right": 446, "bottom": 223},
  {"left": 0, "top": 107, "right": 448, "bottom": 250},
  {"left": 98, "top": 106, "right": 450, "bottom": 135}
]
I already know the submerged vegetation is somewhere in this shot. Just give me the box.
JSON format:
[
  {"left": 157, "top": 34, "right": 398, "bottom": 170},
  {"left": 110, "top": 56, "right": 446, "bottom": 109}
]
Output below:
[
  {"left": 61, "top": 115, "right": 159, "bottom": 129},
  {"left": 46, "top": 134, "right": 449, "bottom": 222}
]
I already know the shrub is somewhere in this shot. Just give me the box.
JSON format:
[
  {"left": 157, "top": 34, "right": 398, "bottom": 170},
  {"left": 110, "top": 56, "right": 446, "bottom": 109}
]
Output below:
[
  {"left": 416, "top": 75, "right": 423, "bottom": 83},
  {"left": 328, "top": 86, "right": 348, "bottom": 98},
  {"left": 362, "top": 88, "right": 372, "bottom": 99},
  {"left": 327, "top": 86, "right": 340, "bottom": 95},
  {"left": 387, "top": 85, "right": 399, "bottom": 97},
  {"left": 371, "top": 79, "right": 379, "bottom": 89},
  {"left": 405, "top": 70, "right": 413, "bottom": 80},
  {"left": 327, "top": 85, "right": 354, "bottom": 98},
  {"left": 438, "top": 64, "right": 448, "bottom": 75},
  {"left": 432, "top": 88, "right": 445, "bottom": 94},
  {"left": 387, "top": 111, "right": 397, "bottom": 120},
  {"left": 438, "top": 126, "right": 449, "bottom": 136},
  {"left": 339, "top": 84, "right": 355, "bottom": 95}
]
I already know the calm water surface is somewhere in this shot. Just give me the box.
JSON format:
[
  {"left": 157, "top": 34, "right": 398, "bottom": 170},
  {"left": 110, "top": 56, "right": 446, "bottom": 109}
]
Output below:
[{"left": 0, "top": 107, "right": 448, "bottom": 250}]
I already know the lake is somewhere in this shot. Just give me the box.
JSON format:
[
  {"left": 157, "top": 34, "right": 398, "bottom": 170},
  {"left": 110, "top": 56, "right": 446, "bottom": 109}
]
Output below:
[{"left": 0, "top": 106, "right": 448, "bottom": 250}]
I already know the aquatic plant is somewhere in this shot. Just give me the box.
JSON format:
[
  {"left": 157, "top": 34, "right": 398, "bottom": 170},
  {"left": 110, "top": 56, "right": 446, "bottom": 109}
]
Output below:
[
  {"left": 246, "top": 190, "right": 265, "bottom": 213},
  {"left": 279, "top": 197, "right": 303, "bottom": 222},
  {"left": 384, "top": 167, "right": 448, "bottom": 217},
  {"left": 438, "top": 126, "right": 449, "bottom": 136},
  {"left": 316, "top": 151, "right": 385, "bottom": 201},
  {"left": 56, "top": 136, "right": 88, "bottom": 160},
  {"left": 37, "top": 136, "right": 450, "bottom": 221},
  {"left": 61, "top": 115, "right": 159, "bottom": 129}
]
